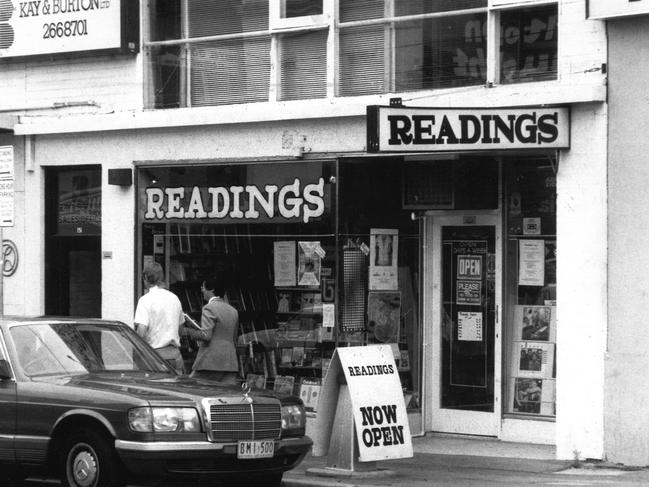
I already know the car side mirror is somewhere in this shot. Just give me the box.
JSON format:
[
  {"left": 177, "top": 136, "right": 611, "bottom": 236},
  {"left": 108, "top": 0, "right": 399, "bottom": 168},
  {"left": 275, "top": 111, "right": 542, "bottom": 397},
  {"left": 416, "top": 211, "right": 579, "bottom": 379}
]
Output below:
[{"left": 0, "top": 359, "right": 12, "bottom": 379}]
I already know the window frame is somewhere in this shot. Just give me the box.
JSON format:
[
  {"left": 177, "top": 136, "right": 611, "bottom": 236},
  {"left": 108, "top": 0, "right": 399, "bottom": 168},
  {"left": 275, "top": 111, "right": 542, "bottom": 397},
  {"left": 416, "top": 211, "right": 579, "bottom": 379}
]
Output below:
[
  {"left": 142, "top": 0, "right": 560, "bottom": 108},
  {"left": 269, "top": 0, "right": 331, "bottom": 30}
]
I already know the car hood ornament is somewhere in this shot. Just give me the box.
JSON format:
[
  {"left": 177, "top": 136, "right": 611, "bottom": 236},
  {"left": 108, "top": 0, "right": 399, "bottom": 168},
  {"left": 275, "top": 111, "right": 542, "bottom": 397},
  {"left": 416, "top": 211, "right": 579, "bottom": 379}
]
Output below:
[{"left": 241, "top": 382, "right": 253, "bottom": 403}]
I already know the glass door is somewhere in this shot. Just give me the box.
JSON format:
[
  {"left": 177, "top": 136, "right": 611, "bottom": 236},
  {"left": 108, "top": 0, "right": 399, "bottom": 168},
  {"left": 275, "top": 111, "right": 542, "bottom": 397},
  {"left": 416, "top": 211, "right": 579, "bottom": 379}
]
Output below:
[{"left": 426, "top": 214, "right": 502, "bottom": 436}]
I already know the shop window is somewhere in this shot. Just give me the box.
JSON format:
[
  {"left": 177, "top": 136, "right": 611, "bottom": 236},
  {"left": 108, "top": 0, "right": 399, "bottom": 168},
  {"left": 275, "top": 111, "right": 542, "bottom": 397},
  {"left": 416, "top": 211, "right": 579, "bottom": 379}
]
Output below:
[
  {"left": 138, "top": 161, "right": 337, "bottom": 401},
  {"left": 499, "top": 5, "right": 558, "bottom": 84},
  {"left": 136, "top": 158, "right": 422, "bottom": 419},
  {"left": 338, "top": 158, "right": 422, "bottom": 412},
  {"left": 503, "top": 157, "right": 557, "bottom": 418}
]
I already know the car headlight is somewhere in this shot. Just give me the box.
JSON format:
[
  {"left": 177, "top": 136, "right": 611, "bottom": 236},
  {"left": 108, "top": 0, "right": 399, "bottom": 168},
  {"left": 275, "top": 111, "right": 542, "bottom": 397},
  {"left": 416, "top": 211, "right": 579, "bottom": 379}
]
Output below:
[
  {"left": 281, "top": 403, "right": 306, "bottom": 437},
  {"left": 128, "top": 407, "right": 201, "bottom": 433}
]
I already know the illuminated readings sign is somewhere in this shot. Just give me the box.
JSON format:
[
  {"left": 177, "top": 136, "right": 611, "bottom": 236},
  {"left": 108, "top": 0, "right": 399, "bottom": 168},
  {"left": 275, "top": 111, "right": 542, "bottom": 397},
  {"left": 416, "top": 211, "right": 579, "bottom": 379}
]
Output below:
[
  {"left": 367, "top": 106, "right": 570, "bottom": 152},
  {"left": 0, "top": 0, "right": 138, "bottom": 59}
]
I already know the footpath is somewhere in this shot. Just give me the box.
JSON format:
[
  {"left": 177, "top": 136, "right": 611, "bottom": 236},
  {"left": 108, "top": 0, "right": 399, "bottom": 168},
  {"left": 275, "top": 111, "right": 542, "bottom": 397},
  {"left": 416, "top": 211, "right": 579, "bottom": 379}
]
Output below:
[{"left": 283, "top": 435, "right": 649, "bottom": 487}]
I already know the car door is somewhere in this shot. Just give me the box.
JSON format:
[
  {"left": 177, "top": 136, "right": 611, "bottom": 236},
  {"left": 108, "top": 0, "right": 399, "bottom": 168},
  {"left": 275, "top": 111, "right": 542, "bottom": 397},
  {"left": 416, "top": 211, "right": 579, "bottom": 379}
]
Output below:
[{"left": 0, "top": 330, "right": 17, "bottom": 465}]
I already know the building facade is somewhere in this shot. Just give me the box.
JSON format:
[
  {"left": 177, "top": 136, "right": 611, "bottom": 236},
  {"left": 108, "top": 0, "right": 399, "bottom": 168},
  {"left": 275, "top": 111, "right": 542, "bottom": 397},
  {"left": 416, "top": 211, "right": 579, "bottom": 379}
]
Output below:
[
  {"left": 588, "top": 0, "right": 649, "bottom": 466},
  {"left": 0, "top": 0, "right": 622, "bottom": 463}
]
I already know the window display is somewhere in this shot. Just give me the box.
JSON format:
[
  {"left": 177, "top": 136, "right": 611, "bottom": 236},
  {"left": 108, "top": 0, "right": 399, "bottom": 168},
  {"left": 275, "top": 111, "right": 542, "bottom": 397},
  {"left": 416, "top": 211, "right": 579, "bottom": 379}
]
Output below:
[
  {"left": 505, "top": 157, "right": 557, "bottom": 417},
  {"left": 136, "top": 158, "right": 422, "bottom": 415}
]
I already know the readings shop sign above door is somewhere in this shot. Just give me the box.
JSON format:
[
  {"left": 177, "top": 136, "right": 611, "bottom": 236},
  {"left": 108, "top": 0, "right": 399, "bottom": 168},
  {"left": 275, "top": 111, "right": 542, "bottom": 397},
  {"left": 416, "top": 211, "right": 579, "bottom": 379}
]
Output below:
[{"left": 367, "top": 106, "right": 570, "bottom": 153}]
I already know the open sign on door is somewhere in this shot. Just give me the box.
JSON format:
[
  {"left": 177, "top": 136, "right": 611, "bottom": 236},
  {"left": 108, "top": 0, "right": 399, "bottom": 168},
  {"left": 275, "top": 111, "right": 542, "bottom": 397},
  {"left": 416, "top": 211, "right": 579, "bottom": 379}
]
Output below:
[{"left": 457, "top": 255, "right": 482, "bottom": 280}]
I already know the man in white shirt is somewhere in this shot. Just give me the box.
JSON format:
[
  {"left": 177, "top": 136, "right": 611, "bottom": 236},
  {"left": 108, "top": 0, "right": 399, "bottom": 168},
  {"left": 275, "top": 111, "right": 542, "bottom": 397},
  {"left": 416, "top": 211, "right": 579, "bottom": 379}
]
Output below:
[{"left": 134, "top": 262, "right": 185, "bottom": 374}]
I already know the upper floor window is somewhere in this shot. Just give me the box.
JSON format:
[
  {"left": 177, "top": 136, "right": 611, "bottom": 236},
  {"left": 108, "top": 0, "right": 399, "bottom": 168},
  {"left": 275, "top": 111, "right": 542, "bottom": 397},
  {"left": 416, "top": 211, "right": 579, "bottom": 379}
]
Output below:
[
  {"left": 499, "top": 5, "right": 558, "bottom": 84},
  {"left": 284, "top": 0, "right": 323, "bottom": 17},
  {"left": 144, "top": 0, "right": 558, "bottom": 109}
]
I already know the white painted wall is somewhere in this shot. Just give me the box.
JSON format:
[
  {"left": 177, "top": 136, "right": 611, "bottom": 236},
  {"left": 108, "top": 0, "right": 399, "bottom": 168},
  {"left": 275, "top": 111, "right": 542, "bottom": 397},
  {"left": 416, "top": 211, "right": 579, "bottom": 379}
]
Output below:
[
  {"left": 555, "top": 102, "right": 608, "bottom": 461},
  {"left": 0, "top": 56, "right": 141, "bottom": 112},
  {"left": 31, "top": 118, "right": 366, "bottom": 324},
  {"left": 605, "top": 16, "right": 649, "bottom": 466}
]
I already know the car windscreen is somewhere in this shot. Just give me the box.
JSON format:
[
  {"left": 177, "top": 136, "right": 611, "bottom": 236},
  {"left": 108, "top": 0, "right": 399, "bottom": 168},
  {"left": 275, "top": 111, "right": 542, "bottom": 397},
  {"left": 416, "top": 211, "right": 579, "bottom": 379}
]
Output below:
[{"left": 10, "top": 323, "right": 172, "bottom": 377}]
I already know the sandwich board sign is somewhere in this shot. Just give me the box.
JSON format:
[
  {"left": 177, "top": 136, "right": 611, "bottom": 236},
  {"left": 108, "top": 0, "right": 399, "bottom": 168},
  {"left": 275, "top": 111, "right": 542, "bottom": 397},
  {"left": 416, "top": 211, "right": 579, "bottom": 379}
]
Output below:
[{"left": 312, "top": 344, "right": 412, "bottom": 462}]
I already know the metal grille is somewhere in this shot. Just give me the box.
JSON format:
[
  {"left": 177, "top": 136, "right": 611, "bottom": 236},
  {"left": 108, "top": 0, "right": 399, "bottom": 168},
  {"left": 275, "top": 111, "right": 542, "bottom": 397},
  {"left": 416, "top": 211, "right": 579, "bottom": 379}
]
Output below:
[{"left": 209, "top": 403, "right": 281, "bottom": 442}]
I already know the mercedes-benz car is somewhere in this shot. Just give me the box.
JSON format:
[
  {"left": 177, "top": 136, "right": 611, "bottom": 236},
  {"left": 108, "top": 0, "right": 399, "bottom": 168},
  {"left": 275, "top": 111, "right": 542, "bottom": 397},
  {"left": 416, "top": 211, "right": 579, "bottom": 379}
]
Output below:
[{"left": 0, "top": 317, "right": 312, "bottom": 487}]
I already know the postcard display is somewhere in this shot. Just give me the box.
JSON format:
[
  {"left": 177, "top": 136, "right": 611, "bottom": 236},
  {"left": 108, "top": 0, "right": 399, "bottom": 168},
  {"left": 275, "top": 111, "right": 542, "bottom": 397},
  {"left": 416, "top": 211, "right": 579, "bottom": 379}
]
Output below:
[
  {"left": 271, "top": 240, "right": 331, "bottom": 411},
  {"left": 165, "top": 232, "right": 337, "bottom": 410},
  {"left": 506, "top": 161, "right": 557, "bottom": 417}
]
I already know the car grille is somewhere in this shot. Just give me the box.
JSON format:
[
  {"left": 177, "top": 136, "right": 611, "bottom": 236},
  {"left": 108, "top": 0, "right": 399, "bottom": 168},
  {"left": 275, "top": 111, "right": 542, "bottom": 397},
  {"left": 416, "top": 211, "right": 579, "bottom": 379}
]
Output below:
[{"left": 209, "top": 403, "right": 281, "bottom": 442}]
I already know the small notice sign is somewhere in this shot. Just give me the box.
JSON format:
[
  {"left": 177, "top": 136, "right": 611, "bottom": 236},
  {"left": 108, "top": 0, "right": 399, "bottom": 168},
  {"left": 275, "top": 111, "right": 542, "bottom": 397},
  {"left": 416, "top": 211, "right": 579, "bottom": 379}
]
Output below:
[
  {"left": 0, "top": 179, "right": 14, "bottom": 227},
  {"left": 457, "top": 280, "right": 481, "bottom": 305},
  {"left": 458, "top": 311, "right": 483, "bottom": 342},
  {"left": 0, "top": 146, "right": 14, "bottom": 180}
]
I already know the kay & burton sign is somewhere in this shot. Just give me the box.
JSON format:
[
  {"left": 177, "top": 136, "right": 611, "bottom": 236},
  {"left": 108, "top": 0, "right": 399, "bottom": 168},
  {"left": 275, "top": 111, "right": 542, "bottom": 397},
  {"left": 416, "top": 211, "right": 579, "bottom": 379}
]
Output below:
[
  {"left": 367, "top": 106, "right": 570, "bottom": 152},
  {"left": 0, "top": 0, "right": 127, "bottom": 58}
]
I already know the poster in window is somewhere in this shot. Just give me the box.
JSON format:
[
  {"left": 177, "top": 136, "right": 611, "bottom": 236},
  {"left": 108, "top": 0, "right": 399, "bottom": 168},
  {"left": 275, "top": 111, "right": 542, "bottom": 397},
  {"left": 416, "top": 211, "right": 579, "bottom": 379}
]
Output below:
[
  {"left": 322, "top": 303, "right": 335, "bottom": 329},
  {"left": 246, "top": 373, "right": 267, "bottom": 390},
  {"left": 515, "top": 341, "right": 555, "bottom": 379},
  {"left": 297, "top": 241, "right": 321, "bottom": 286},
  {"left": 518, "top": 239, "right": 545, "bottom": 286},
  {"left": 369, "top": 228, "right": 399, "bottom": 290},
  {"left": 274, "top": 241, "right": 297, "bottom": 287},
  {"left": 299, "top": 378, "right": 322, "bottom": 412},
  {"left": 512, "top": 378, "right": 555, "bottom": 415},
  {"left": 515, "top": 305, "right": 554, "bottom": 342},
  {"left": 273, "top": 375, "right": 295, "bottom": 396},
  {"left": 367, "top": 291, "right": 401, "bottom": 343}
]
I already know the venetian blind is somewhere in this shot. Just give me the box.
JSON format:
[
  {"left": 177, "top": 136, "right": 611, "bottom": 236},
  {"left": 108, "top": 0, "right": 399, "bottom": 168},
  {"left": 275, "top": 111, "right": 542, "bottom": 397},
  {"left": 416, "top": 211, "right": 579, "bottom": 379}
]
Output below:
[
  {"left": 339, "top": 0, "right": 387, "bottom": 96},
  {"left": 0, "top": 0, "right": 13, "bottom": 50},
  {"left": 279, "top": 30, "right": 327, "bottom": 101},
  {"left": 188, "top": 0, "right": 270, "bottom": 106}
]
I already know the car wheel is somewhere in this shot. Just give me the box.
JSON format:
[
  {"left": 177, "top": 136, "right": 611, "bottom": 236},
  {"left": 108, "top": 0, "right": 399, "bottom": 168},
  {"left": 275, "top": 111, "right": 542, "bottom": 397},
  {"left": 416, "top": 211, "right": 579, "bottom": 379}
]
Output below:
[{"left": 60, "top": 428, "right": 125, "bottom": 487}]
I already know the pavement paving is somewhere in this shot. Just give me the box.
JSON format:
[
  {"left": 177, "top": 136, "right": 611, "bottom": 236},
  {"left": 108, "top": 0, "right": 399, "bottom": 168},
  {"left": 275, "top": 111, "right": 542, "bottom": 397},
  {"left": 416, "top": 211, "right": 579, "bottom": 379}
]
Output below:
[
  {"left": 22, "top": 434, "right": 649, "bottom": 487},
  {"left": 282, "top": 435, "right": 649, "bottom": 487}
]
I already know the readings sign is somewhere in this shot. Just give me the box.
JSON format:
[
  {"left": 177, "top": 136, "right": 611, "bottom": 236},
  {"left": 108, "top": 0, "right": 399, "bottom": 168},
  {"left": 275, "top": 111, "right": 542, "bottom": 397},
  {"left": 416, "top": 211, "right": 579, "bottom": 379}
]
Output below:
[
  {"left": 367, "top": 105, "right": 570, "bottom": 152},
  {"left": 338, "top": 345, "right": 413, "bottom": 462}
]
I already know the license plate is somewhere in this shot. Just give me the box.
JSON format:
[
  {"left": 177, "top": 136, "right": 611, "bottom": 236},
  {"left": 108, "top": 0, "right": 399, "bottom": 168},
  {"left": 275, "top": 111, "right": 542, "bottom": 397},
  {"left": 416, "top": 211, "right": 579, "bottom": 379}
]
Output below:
[{"left": 237, "top": 440, "right": 275, "bottom": 459}]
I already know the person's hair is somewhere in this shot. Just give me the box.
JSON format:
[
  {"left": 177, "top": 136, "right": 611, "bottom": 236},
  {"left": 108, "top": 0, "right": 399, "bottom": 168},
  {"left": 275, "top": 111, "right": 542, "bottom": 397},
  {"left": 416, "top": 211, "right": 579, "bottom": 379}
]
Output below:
[
  {"left": 143, "top": 262, "right": 165, "bottom": 286},
  {"left": 202, "top": 277, "right": 226, "bottom": 297}
]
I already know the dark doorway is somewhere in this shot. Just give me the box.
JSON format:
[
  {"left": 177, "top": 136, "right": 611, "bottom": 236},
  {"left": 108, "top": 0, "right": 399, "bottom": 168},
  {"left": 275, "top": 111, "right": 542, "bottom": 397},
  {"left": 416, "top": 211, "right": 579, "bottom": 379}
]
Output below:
[{"left": 45, "top": 166, "right": 102, "bottom": 317}]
